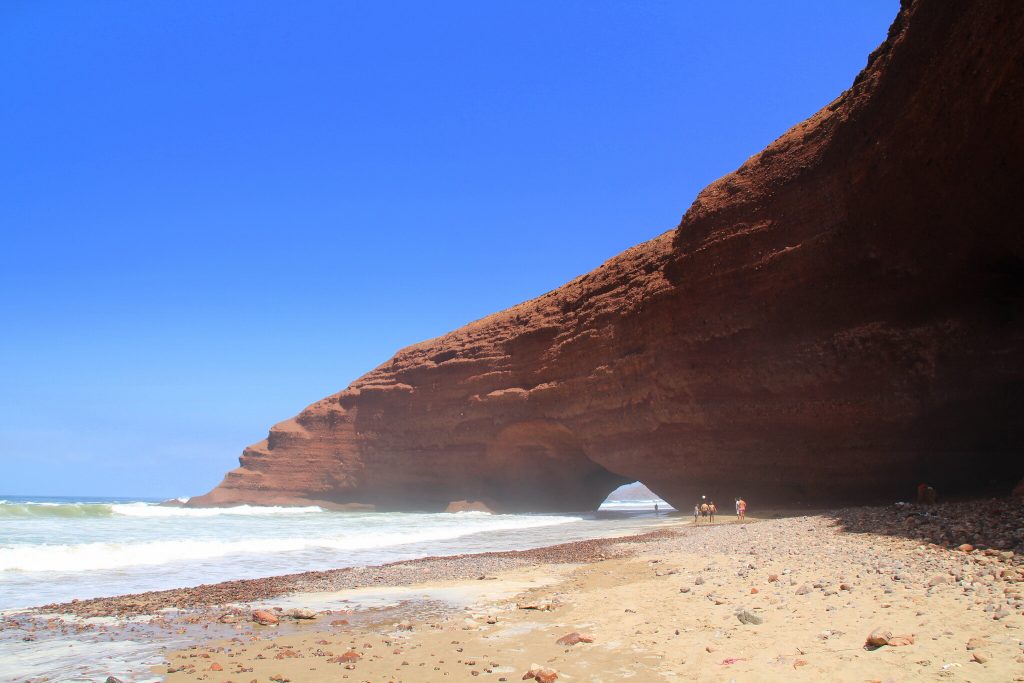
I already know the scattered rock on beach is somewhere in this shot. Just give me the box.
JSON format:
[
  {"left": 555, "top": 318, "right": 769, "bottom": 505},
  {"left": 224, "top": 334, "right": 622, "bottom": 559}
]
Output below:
[
  {"left": 285, "top": 608, "right": 317, "bottom": 620},
  {"left": 522, "top": 663, "right": 558, "bottom": 682},
  {"left": 555, "top": 632, "right": 594, "bottom": 646},
  {"left": 517, "top": 601, "right": 554, "bottom": 611},
  {"left": 735, "top": 609, "right": 763, "bottom": 625},
  {"left": 866, "top": 629, "right": 892, "bottom": 647},
  {"left": 866, "top": 628, "right": 914, "bottom": 648},
  {"left": 966, "top": 637, "right": 988, "bottom": 650},
  {"left": 329, "top": 650, "right": 361, "bottom": 663},
  {"left": 252, "top": 610, "right": 279, "bottom": 625}
]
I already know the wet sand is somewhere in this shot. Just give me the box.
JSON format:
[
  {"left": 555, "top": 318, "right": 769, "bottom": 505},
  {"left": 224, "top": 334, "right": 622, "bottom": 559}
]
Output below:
[{"left": 33, "top": 527, "right": 678, "bottom": 619}]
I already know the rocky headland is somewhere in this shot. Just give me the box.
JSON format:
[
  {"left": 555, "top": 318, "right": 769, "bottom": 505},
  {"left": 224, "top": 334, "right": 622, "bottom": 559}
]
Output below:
[{"left": 192, "top": 0, "right": 1024, "bottom": 512}]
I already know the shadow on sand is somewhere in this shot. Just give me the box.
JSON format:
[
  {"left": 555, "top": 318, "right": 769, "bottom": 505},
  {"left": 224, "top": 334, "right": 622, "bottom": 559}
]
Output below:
[{"left": 824, "top": 497, "right": 1023, "bottom": 554}]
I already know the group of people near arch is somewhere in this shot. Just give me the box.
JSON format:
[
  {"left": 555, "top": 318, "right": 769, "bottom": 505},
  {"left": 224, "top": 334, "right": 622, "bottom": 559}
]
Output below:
[{"left": 692, "top": 497, "right": 746, "bottom": 524}]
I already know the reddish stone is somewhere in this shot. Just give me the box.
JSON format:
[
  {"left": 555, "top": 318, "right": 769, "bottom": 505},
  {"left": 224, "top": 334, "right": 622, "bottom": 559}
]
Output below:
[
  {"left": 522, "top": 665, "right": 559, "bottom": 683},
  {"left": 251, "top": 610, "right": 278, "bottom": 625},
  {"left": 555, "top": 632, "right": 594, "bottom": 646}
]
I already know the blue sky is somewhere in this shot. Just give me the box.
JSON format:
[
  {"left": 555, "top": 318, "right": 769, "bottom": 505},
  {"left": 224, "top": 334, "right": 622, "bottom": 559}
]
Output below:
[{"left": 0, "top": 1, "right": 896, "bottom": 498}]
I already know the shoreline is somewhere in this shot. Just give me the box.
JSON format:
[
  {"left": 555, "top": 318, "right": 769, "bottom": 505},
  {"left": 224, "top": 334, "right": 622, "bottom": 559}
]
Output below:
[
  {"left": 32, "top": 523, "right": 684, "bottom": 619},
  {"left": 4, "top": 499, "right": 1023, "bottom": 682},
  {"left": 23, "top": 496, "right": 1024, "bottom": 620}
]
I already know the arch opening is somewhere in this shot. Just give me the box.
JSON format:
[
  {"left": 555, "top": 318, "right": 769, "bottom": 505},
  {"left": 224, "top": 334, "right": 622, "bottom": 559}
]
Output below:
[
  {"left": 598, "top": 481, "right": 676, "bottom": 515},
  {"left": 478, "top": 420, "right": 631, "bottom": 512}
]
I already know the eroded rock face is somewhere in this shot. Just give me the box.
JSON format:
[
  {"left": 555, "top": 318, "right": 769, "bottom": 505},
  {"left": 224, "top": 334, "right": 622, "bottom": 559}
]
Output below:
[{"left": 191, "top": 0, "right": 1024, "bottom": 512}]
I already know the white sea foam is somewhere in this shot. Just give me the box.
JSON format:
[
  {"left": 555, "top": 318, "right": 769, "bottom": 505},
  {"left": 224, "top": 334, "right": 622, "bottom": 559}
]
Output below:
[
  {"left": 0, "top": 501, "right": 328, "bottom": 518},
  {"left": 108, "top": 503, "right": 326, "bottom": 517},
  {"left": 0, "top": 513, "right": 580, "bottom": 573}
]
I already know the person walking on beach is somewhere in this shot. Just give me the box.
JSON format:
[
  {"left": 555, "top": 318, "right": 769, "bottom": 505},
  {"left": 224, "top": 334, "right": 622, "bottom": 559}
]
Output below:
[
  {"left": 654, "top": 502, "right": 659, "bottom": 516},
  {"left": 735, "top": 498, "right": 740, "bottom": 516},
  {"left": 693, "top": 504, "right": 700, "bottom": 524},
  {"left": 699, "top": 502, "right": 709, "bottom": 523},
  {"left": 709, "top": 501, "right": 717, "bottom": 524},
  {"left": 737, "top": 497, "right": 747, "bottom": 521}
]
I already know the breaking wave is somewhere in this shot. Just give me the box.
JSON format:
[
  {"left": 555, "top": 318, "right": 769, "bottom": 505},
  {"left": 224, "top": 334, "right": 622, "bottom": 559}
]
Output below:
[
  {"left": 0, "top": 513, "right": 580, "bottom": 572},
  {"left": 109, "top": 503, "right": 326, "bottom": 518},
  {"left": 0, "top": 502, "right": 114, "bottom": 518},
  {"left": 0, "top": 501, "right": 325, "bottom": 519}
]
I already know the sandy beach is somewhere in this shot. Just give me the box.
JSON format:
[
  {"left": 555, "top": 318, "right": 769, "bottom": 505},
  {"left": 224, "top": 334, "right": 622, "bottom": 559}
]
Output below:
[{"left": 12, "top": 499, "right": 1020, "bottom": 682}]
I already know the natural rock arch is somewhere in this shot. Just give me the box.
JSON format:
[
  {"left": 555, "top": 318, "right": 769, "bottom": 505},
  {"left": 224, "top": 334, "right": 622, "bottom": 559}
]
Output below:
[
  {"left": 191, "top": 1, "right": 1024, "bottom": 512},
  {"left": 473, "top": 420, "right": 632, "bottom": 512}
]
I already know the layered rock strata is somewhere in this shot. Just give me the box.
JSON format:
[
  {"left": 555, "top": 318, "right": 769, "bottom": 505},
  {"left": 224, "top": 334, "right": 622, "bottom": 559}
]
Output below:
[{"left": 192, "top": 0, "right": 1024, "bottom": 512}]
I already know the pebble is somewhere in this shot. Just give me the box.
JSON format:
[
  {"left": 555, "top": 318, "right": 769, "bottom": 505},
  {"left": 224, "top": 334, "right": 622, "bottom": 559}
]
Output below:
[
  {"left": 736, "top": 609, "right": 763, "bottom": 625},
  {"left": 555, "top": 632, "right": 594, "bottom": 646}
]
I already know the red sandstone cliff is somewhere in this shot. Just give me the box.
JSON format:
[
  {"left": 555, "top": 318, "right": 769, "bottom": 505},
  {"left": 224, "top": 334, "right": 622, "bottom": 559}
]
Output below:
[{"left": 192, "top": 0, "right": 1024, "bottom": 512}]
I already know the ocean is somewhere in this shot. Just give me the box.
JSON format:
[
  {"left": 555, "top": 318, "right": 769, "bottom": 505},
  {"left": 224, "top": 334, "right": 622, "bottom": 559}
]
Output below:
[
  {"left": 0, "top": 494, "right": 674, "bottom": 612},
  {"left": 0, "top": 494, "right": 673, "bottom": 682}
]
